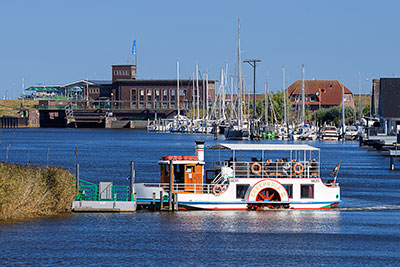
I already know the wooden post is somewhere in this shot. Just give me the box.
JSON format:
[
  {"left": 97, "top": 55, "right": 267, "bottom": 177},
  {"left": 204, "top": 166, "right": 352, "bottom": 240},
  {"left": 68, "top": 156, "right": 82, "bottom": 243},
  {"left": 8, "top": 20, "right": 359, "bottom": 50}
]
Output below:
[
  {"left": 169, "top": 160, "right": 173, "bottom": 211},
  {"left": 174, "top": 193, "right": 178, "bottom": 211},
  {"left": 160, "top": 191, "right": 164, "bottom": 210},
  {"left": 390, "top": 156, "right": 394, "bottom": 170},
  {"left": 75, "top": 164, "right": 80, "bottom": 197},
  {"left": 152, "top": 192, "right": 156, "bottom": 211},
  {"left": 130, "top": 161, "right": 135, "bottom": 201}
]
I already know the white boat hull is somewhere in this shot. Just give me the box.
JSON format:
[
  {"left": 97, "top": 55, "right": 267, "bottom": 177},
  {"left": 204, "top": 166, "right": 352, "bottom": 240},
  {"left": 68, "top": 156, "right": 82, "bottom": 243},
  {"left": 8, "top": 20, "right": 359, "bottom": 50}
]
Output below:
[{"left": 134, "top": 177, "right": 340, "bottom": 211}]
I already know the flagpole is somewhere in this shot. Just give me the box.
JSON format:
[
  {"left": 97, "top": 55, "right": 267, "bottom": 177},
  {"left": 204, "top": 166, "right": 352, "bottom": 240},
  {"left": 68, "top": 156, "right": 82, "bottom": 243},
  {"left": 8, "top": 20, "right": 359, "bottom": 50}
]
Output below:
[
  {"left": 135, "top": 40, "right": 138, "bottom": 77},
  {"left": 333, "top": 161, "right": 341, "bottom": 183}
]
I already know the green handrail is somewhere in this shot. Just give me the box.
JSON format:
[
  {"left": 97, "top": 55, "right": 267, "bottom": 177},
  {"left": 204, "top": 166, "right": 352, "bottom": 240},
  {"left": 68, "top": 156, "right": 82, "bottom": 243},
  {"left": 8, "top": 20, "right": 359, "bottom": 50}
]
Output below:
[{"left": 71, "top": 177, "right": 132, "bottom": 201}]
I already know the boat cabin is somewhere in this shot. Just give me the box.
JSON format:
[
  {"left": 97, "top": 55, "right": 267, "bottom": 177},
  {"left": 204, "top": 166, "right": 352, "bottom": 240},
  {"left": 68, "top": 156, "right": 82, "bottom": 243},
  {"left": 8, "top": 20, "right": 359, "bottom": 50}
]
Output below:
[{"left": 158, "top": 141, "right": 206, "bottom": 193}]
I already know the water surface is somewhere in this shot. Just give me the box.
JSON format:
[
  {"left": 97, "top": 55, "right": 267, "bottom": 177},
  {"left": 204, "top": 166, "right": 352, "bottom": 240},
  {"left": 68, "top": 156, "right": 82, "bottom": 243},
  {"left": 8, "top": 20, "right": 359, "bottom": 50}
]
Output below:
[{"left": 0, "top": 129, "right": 399, "bottom": 266}]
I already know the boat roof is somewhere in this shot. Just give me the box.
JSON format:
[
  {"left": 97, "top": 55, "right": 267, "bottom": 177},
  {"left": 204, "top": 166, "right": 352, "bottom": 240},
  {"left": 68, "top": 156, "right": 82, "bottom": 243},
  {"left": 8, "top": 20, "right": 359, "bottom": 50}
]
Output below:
[{"left": 211, "top": 144, "right": 319, "bottom": 151}]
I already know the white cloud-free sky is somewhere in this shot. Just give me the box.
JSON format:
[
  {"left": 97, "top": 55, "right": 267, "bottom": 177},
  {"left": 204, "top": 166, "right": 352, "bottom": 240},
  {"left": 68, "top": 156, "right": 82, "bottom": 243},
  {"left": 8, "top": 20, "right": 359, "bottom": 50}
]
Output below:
[{"left": 0, "top": 0, "right": 398, "bottom": 98}]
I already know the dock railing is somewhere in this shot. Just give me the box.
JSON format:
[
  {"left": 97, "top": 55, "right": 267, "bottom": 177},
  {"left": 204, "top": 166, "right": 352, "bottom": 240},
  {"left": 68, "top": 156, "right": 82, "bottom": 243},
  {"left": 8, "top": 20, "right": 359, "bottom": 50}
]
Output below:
[{"left": 72, "top": 177, "right": 131, "bottom": 201}]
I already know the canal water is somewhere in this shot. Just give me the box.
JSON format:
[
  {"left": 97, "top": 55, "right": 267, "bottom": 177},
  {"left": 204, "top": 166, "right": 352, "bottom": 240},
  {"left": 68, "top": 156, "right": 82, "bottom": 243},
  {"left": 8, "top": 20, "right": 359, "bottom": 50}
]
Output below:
[{"left": 0, "top": 129, "right": 399, "bottom": 266}]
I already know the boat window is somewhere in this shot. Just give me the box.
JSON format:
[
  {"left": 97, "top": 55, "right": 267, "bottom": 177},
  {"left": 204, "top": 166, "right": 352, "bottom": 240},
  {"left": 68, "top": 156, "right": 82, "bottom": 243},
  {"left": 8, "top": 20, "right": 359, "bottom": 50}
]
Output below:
[
  {"left": 174, "top": 164, "right": 185, "bottom": 183},
  {"left": 301, "top": 184, "right": 314, "bottom": 199},
  {"left": 236, "top": 184, "right": 249, "bottom": 199},
  {"left": 282, "top": 184, "right": 293, "bottom": 199}
]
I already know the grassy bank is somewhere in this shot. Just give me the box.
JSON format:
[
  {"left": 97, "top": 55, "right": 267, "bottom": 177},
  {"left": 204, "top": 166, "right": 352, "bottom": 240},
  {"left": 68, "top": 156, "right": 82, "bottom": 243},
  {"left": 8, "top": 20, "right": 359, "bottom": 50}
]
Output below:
[
  {"left": 0, "top": 100, "right": 38, "bottom": 117},
  {"left": 0, "top": 163, "right": 75, "bottom": 221}
]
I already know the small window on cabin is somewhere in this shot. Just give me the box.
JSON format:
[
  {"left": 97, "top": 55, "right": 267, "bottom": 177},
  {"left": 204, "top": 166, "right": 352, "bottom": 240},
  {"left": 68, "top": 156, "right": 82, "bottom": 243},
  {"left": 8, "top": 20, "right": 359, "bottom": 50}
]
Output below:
[
  {"left": 236, "top": 184, "right": 249, "bottom": 199},
  {"left": 330, "top": 84, "right": 333, "bottom": 88},
  {"left": 174, "top": 164, "right": 185, "bottom": 183},
  {"left": 301, "top": 184, "right": 314, "bottom": 199},
  {"left": 283, "top": 184, "right": 293, "bottom": 199}
]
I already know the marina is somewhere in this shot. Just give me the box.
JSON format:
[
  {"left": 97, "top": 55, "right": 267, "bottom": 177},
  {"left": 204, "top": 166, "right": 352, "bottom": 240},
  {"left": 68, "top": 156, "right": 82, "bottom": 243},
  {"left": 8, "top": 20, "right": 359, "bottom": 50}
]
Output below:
[
  {"left": 2, "top": 1, "right": 400, "bottom": 265},
  {"left": 0, "top": 129, "right": 399, "bottom": 266}
]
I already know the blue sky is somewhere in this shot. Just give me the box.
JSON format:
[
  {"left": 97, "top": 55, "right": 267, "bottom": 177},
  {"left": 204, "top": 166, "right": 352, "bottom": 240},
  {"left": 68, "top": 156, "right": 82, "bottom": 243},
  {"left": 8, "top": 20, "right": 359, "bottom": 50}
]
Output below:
[{"left": 0, "top": 0, "right": 398, "bottom": 98}]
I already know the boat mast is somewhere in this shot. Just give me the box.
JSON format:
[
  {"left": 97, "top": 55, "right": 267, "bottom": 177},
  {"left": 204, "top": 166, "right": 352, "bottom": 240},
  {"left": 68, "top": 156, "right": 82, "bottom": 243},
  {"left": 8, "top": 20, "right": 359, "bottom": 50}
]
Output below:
[
  {"left": 301, "top": 64, "right": 305, "bottom": 125},
  {"left": 196, "top": 64, "right": 200, "bottom": 120},
  {"left": 230, "top": 76, "right": 234, "bottom": 120},
  {"left": 341, "top": 80, "right": 345, "bottom": 135},
  {"left": 177, "top": 61, "right": 180, "bottom": 118},
  {"left": 219, "top": 68, "right": 223, "bottom": 119},
  {"left": 282, "top": 66, "right": 286, "bottom": 126},
  {"left": 202, "top": 73, "right": 205, "bottom": 119},
  {"left": 206, "top": 73, "right": 209, "bottom": 120},
  {"left": 358, "top": 73, "right": 361, "bottom": 122},
  {"left": 265, "top": 80, "right": 268, "bottom": 126},
  {"left": 192, "top": 72, "right": 195, "bottom": 120},
  {"left": 237, "top": 19, "right": 243, "bottom": 127},
  {"left": 223, "top": 63, "right": 228, "bottom": 120}
]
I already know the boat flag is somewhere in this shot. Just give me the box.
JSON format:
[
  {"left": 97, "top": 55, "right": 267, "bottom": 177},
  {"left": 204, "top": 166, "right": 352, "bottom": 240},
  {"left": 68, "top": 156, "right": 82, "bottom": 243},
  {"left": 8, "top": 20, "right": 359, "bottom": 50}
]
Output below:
[
  {"left": 332, "top": 161, "right": 341, "bottom": 182},
  {"left": 132, "top": 40, "right": 136, "bottom": 55}
]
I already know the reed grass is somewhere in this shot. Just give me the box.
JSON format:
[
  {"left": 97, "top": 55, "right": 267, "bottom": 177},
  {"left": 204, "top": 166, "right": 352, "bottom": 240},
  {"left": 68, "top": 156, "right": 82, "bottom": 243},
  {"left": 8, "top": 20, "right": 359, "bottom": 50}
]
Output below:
[{"left": 0, "top": 163, "right": 75, "bottom": 221}]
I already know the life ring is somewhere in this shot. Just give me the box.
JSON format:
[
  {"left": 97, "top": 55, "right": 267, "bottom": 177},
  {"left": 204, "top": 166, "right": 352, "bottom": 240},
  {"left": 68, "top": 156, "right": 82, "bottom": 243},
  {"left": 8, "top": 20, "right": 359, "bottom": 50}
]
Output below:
[
  {"left": 212, "top": 184, "right": 223, "bottom": 196},
  {"left": 251, "top": 162, "right": 262, "bottom": 176},
  {"left": 293, "top": 162, "right": 304, "bottom": 175}
]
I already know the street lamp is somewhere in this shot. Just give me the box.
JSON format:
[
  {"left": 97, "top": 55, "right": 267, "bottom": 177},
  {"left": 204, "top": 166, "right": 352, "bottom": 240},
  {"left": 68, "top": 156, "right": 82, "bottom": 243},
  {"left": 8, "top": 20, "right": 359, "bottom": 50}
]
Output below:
[{"left": 243, "top": 59, "right": 261, "bottom": 118}]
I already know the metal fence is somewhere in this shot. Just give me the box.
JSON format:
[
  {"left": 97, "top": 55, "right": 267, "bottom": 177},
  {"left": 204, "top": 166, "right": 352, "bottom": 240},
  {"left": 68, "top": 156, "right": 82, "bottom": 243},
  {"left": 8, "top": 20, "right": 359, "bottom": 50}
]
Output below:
[{"left": 71, "top": 177, "right": 130, "bottom": 201}]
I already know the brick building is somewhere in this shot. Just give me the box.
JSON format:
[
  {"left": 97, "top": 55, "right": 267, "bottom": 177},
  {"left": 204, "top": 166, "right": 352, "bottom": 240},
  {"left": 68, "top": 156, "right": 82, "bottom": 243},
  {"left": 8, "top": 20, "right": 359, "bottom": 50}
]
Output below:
[
  {"left": 83, "top": 64, "right": 216, "bottom": 116},
  {"left": 287, "top": 80, "right": 354, "bottom": 112}
]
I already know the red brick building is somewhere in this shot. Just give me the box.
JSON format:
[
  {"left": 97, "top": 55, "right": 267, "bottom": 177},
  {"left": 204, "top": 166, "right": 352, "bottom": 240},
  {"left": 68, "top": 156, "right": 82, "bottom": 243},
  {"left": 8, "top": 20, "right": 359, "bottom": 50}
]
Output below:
[
  {"left": 85, "top": 64, "right": 216, "bottom": 115},
  {"left": 287, "top": 80, "right": 354, "bottom": 112}
]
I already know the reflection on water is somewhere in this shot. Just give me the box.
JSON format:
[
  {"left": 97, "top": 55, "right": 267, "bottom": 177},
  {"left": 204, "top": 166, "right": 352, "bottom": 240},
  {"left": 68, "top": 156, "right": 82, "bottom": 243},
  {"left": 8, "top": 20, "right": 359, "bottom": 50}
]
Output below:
[
  {"left": 173, "top": 210, "right": 341, "bottom": 234},
  {"left": 0, "top": 129, "right": 399, "bottom": 265}
]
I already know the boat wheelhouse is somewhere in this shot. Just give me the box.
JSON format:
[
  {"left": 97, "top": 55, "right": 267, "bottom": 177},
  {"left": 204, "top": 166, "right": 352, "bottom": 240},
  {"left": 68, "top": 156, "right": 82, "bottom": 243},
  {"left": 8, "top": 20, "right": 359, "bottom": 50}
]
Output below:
[{"left": 133, "top": 141, "right": 340, "bottom": 210}]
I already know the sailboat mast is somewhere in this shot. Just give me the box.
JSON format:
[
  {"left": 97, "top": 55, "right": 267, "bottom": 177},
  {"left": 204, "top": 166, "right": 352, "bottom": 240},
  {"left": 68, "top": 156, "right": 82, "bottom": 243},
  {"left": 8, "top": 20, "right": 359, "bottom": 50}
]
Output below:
[
  {"left": 358, "top": 73, "right": 361, "bottom": 122},
  {"left": 341, "top": 80, "right": 345, "bottom": 135},
  {"left": 301, "top": 64, "right": 305, "bottom": 125},
  {"left": 237, "top": 19, "right": 243, "bottom": 127},
  {"left": 219, "top": 68, "right": 223, "bottom": 119},
  {"left": 192, "top": 72, "right": 195, "bottom": 120},
  {"left": 202, "top": 74, "right": 205, "bottom": 119},
  {"left": 196, "top": 64, "right": 200, "bottom": 120},
  {"left": 222, "top": 71, "right": 226, "bottom": 120},
  {"left": 230, "top": 76, "right": 234, "bottom": 120},
  {"left": 282, "top": 66, "right": 286, "bottom": 126},
  {"left": 177, "top": 61, "right": 180, "bottom": 117},
  {"left": 206, "top": 73, "right": 209, "bottom": 120},
  {"left": 265, "top": 81, "right": 268, "bottom": 126}
]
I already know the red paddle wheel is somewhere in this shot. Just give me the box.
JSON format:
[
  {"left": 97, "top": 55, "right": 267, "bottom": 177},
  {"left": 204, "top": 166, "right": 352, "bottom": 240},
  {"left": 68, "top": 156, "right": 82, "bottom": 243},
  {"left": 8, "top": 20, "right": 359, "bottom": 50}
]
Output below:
[{"left": 248, "top": 188, "right": 283, "bottom": 210}]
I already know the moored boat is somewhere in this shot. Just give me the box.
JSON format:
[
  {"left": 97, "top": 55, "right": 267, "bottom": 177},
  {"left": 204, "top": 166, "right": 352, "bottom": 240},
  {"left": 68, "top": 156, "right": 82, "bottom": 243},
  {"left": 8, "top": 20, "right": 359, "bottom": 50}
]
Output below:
[
  {"left": 321, "top": 126, "right": 339, "bottom": 140},
  {"left": 133, "top": 141, "right": 341, "bottom": 210}
]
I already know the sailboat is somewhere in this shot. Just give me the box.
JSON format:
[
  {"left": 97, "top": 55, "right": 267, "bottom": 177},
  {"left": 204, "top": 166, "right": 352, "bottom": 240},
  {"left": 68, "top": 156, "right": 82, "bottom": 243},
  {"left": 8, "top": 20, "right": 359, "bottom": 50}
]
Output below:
[{"left": 225, "top": 19, "right": 250, "bottom": 140}]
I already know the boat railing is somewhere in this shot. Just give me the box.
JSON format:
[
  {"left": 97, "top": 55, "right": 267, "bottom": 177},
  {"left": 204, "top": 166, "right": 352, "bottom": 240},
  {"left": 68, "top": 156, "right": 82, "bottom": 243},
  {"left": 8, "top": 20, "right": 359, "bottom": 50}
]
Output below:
[
  {"left": 231, "top": 161, "right": 320, "bottom": 179},
  {"left": 143, "top": 183, "right": 215, "bottom": 194}
]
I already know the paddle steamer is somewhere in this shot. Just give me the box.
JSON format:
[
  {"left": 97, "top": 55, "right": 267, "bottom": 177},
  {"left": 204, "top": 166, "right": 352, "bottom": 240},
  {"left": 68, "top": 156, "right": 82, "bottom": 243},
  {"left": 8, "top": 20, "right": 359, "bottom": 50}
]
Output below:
[{"left": 133, "top": 141, "right": 340, "bottom": 210}]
